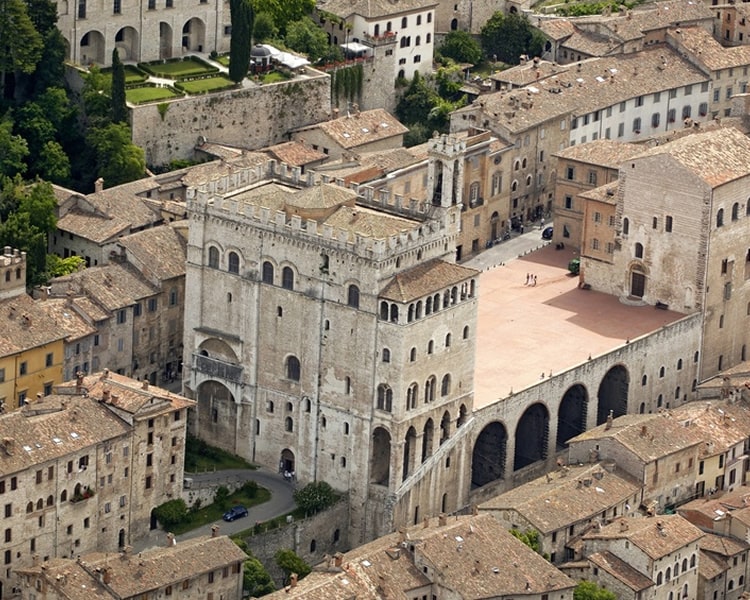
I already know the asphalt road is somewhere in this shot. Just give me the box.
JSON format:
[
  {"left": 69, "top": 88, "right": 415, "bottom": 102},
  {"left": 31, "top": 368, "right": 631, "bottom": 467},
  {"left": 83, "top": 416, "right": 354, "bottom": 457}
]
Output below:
[{"left": 135, "top": 467, "right": 296, "bottom": 551}]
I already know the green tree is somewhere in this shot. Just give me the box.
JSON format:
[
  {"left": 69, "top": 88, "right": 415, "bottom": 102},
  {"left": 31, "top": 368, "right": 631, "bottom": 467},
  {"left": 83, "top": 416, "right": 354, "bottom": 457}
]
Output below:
[
  {"left": 574, "top": 580, "right": 617, "bottom": 600},
  {"left": 251, "top": 0, "right": 314, "bottom": 35},
  {"left": 111, "top": 49, "right": 127, "bottom": 123},
  {"left": 274, "top": 549, "right": 311, "bottom": 585},
  {"left": 252, "top": 11, "right": 277, "bottom": 43},
  {"left": 46, "top": 254, "right": 85, "bottom": 278},
  {"left": 480, "top": 12, "right": 544, "bottom": 65},
  {"left": 87, "top": 122, "right": 145, "bottom": 187},
  {"left": 0, "top": 116, "right": 29, "bottom": 177},
  {"left": 438, "top": 31, "right": 482, "bottom": 65},
  {"left": 152, "top": 499, "right": 189, "bottom": 529},
  {"left": 0, "top": 0, "right": 43, "bottom": 98},
  {"left": 229, "top": 0, "right": 254, "bottom": 83},
  {"left": 285, "top": 17, "right": 329, "bottom": 63},
  {"left": 293, "top": 480, "right": 336, "bottom": 514}
]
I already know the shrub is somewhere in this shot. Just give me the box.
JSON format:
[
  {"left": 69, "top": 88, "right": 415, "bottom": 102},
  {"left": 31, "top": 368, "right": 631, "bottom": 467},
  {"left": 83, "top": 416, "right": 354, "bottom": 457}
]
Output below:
[{"left": 153, "top": 499, "right": 188, "bottom": 528}]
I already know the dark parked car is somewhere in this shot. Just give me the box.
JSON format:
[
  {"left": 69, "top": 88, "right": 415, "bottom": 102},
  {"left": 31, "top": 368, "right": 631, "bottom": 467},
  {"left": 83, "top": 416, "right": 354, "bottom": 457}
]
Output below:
[
  {"left": 541, "top": 226, "right": 553, "bottom": 240},
  {"left": 222, "top": 506, "right": 249, "bottom": 522}
]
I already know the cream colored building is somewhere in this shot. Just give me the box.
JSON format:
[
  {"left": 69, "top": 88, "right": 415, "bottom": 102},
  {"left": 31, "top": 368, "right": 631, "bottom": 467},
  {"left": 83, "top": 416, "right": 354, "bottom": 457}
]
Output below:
[
  {"left": 14, "top": 533, "right": 245, "bottom": 600},
  {"left": 0, "top": 371, "right": 194, "bottom": 598}
]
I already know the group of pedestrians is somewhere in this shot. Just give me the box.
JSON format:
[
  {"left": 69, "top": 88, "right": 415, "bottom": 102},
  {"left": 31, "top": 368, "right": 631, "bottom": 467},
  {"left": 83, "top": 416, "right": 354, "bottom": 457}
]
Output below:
[{"left": 524, "top": 273, "right": 538, "bottom": 287}]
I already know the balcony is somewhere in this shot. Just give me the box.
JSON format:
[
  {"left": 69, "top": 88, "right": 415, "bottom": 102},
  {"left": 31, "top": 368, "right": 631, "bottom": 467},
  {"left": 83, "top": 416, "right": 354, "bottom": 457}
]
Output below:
[{"left": 192, "top": 354, "right": 243, "bottom": 383}]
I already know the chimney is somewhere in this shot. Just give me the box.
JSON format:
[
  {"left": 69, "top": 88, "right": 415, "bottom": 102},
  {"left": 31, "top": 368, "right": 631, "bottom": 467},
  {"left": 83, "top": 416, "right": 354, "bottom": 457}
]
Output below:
[
  {"left": 211, "top": 525, "right": 219, "bottom": 538},
  {"left": 290, "top": 573, "right": 298, "bottom": 588},
  {"left": 94, "top": 178, "right": 104, "bottom": 192},
  {"left": 605, "top": 410, "right": 613, "bottom": 430}
]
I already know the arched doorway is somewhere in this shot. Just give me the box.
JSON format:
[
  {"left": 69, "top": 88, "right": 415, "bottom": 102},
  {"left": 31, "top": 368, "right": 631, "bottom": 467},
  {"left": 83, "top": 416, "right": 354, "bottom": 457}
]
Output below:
[
  {"left": 181, "top": 18, "right": 206, "bottom": 52},
  {"left": 370, "top": 427, "right": 391, "bottom": 485},
  {"left": 80, "top": 30, "right": 105, "bottom": 65},
  {"left": 114, "top": 26, "right": 139, "bottom": 61},
  {"left": 421, "top": 419, "right": 434, "bottom": 462},
  {"left": 557, "top": 384, "right": 588, "bottom": 449},
  {"left": 159, "top": 22, "right": 173, "bottom": 59},
  {"left": 280, "top": 449, "right": 295, "bottom": 473},
  {"left": 471, "top": 421, "right": 507, "bottom": 488},
  {"left": 597, "top": 365, "right": 629, "bottom": 424},
  {"left": 402, "top": 427, "right": 417, "bottom": 481},
  {"left": 514, "top": 403, "right": 549, "bottom": 471}
]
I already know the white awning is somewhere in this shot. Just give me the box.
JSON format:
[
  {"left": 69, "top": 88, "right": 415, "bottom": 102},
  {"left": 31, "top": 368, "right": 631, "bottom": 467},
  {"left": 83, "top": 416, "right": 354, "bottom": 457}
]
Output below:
[{"left": 341, "top": 42, "right": 369, "bottom": 53}]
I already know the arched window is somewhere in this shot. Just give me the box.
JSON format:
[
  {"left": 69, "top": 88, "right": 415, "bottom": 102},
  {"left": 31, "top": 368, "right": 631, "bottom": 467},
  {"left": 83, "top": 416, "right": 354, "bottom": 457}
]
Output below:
[
  {"left": 208, "top": 246, "right": 219, "bottom": 268},
  {"left": 282, "top": 266, "right": 294, "bottom": 290},
  {"left": 286, "top": 355, "right": 300, "bottom": 381},
  {"left": 228, "top": 251, "right": 240, "bottom": 274},
  {"left": 262, "top": 261, "right": 274, "bottom": 284},
  {"left": 441, "top": 374, "right": 451, "bottom": 396},
  {"left": 717, "top": 208, "right": 724, "bottom": 228},
  {"left": 406, "top": 383, "right": 418, "bottom": 409},
  {"left": 285, "top": 417, "right": 293, "bottom": 432},
  {"left": 424, "top": 376, "right": 436, "bottom": 403},
  {"left": 635, "top": 243, "right": 644, "bottom": 259},
  {"left": 732, "top": 202, "right": 740, "bottom": 221},
  {"left": 623, "top": 217, "right": 629, "bottom": 235},
  {"left": 382, "top": 348, "right": 390, "bottom": 363},
  {"left": 377, "top": 384, "right": 393, "bottom": 411},
  {"left": 347, "top": 284, "right": 360, "bottom": 308}
]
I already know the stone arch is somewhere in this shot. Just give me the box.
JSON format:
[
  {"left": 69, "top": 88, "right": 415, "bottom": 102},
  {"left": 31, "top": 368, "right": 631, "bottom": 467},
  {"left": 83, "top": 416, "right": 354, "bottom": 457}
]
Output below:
[
  {"left": 471, "top": 421, "right": 507, "bottom": 488},
  {"left": 402, "top": 427, "right": 417, "bottom": 481},
  {"left": 159, "top": 22, "right": 173, "bottom": 59},
  {"left": 181, "top": 17, "right": 206, "bottom": 52},
  {"left": 280, "top": 448, "right": 295, "bottom": 472},
  {"left": 421, "top": 418, "right": 434, "bottom": 462},
  {"left": 197, "top": 338, "right": 239, "bottom": 363},
  {"left": 371, "top": 427, "right": 391, "bottom": 485},
  {"left": 80, "top": 30, "right": 105, "bottom": 65},
  {"left": 557, "top": 384, "right": 588, "bottom": 449},
  {"left": 514, "top": 403, "right": 549, "bottom": 471},
  {"left": 114, "top": 26, "right": 139, "bottom": 61},
  {"left": 196, "top": 380, "right": 236, "bottom": 452},
  {"left": 597, "top": 365, "right": 629, "bottom": 424}
]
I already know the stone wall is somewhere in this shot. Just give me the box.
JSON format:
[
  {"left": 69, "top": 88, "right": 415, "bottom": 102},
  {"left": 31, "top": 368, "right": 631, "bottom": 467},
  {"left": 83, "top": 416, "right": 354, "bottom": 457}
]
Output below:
[
  {"left": 243, "top": 498, "right": 350, "bottom": 586},
  {"left": 130, "top": 72, "right": 332, "bottom": 167}
]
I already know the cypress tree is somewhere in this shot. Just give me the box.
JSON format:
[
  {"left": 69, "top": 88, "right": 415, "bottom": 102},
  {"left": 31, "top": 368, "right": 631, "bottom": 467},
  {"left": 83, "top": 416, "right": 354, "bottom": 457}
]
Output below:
[
  {"left": 229, "top": 0, "right": 253, "bottom": 83},
  {"left": 111, "top": 49, "right": 127, "bottom": 123}
]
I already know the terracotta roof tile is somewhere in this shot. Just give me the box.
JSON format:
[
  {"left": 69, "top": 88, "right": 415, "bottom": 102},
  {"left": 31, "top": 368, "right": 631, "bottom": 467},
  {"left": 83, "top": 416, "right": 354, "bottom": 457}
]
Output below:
[
  {"left": 583, "top": 515, "right": 703, "bottom": 560},
  {"left": 380, "top": 259, "right": 479, "bottom": 302},
  {"left": 479, "top": 462, "right": 642, "bottom": 533},
  {"left": 587, "top": 551, "right": 654, "bottom": 591}
]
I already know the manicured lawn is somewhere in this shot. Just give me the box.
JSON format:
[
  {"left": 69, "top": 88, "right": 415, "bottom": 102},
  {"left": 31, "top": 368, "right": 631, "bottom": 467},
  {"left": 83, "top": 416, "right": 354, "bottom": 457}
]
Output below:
[
  {"left": 179, "top": 75, "right": 236, "bottom": 94},
  {"left": 146, "top": 57, "right": 215, "bottom": 78},
  {"left": 126, "top": 86, "right": 181, "bottom": 103},
  {"left": 170, "top": 484, "right": 271, "bottom": 535},
  {"left": 124, "top": 65, "right": 148, "bottom": 83},
  {"left": 184, "top": 435, "right": 256, "bottom": 472}
]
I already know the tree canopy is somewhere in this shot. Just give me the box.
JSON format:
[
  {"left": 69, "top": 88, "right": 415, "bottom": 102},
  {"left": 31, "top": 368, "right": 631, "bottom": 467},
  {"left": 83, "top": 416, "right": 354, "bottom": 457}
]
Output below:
[
  {"left": 438, "top": 31, "right": 482, "bottom": 65},
  {"left": 480, "top": 12, "right": 545, "bottom": 65},
  {"left": 574, "top": 580, "right": 617, "bottom": 600}
]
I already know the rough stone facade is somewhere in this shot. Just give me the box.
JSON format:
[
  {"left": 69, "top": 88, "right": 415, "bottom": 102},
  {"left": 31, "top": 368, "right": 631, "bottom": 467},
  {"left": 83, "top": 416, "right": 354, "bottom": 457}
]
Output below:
[{"left": 130, "top": 73, "right": 332, "bottom": 167}]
